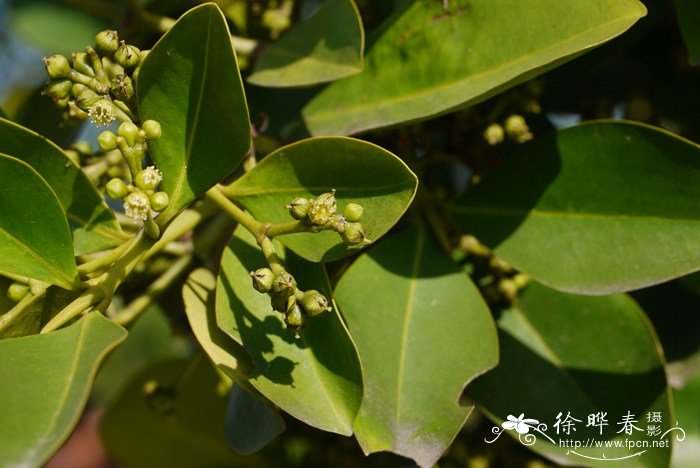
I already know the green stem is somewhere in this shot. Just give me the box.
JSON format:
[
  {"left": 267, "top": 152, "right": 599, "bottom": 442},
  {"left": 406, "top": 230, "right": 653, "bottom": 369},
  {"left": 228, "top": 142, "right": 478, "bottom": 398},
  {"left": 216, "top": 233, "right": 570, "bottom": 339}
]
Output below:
[
  {"left": 145, "top": 201, "right": 217, "bottom": 261},
  {"left": 113, "top": 254, "right": 193, "bottom": 326},
  {"left": 260, "top": 237, "right": 285, "bottom": 276},
  {"left": 77, "top": 234, "right": 139, "bottom": 276},
  {"left": 206, "top": 187, "right": 265, "bottom": 240},
  {"left": 0, "top": 289, "right": 47, "bottom": 332}
]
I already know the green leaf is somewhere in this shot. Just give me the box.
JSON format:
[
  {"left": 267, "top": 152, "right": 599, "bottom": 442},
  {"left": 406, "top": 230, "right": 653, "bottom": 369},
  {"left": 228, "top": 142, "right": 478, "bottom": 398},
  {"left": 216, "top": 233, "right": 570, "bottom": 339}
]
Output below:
[
  {"left": 0, "top": 313, "right": 126, "bottom": 467},
  {"left": 248, "top": 0, "right": 364, "bottom": 88},
  {"left": 92, "top": 306, "right": 186, "bottom": 405},
  {"left": 449, "top": 121, "right": 700, "bottom": 295},
  {"left": 0, "top": 287, "right": 79, "bottom": 338},
  {"left": 226, "top": 384, "right": 286, "bottom": 455},
  {"left": 0, "top": 107, "right": 7, "bottom": 120},
  {"left": 182, "top": 268, "right": 253, "bottom": 379},
  {"left": 226, "top": 137, "right": 418, "bottom": 262},
  {"left": 333, "top": 225, "right": 499, "bottom": 466},
  {"left": 137, "top": 3, "right": 251, "bottom": 222},
  {"left": 9, "top": 0, "right": 111, "bottom": 56},
  {"left": 677, "top": 0, "right": 700, "bottom": 65},
  {"left": 0, "top": 117, "right": 126, "bottom": 255},
  {"left": 469, "top": 283, "right": 671, "bottom": 467},
  {"left": 100, "top": 357, "right": 257, "bottom": 468},
  {"left": 216, "top": 226, "right": 362, "bottom": 435},
  {"left": 671, "top": 371, "right": 700, "bottom": 467},
  {"left": 302, "top": 0, "right": 646, "bottom": 136},
  {"left": 0, "top": 154, "right": 79, "bottom": 290}
]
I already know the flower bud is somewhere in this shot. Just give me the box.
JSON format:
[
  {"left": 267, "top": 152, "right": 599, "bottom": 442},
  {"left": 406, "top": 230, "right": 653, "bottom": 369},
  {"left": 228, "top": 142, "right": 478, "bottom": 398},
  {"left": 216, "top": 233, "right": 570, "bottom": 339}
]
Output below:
[
  {"left": 284, "top": 301, "right": 306, "bottom": 335},
  {"left": 497, "top": 278, "right": 518, "bottom": 301},
  {"left": 7, "top": 283, "right": 29, "bottom": 302},
  {"left": 512, "top": 273, "right": 530, "bottom": 289},
  {"left": 342, "top": 203, "right": 363, "bottom": 222},
  {"left": 149, "top": 192, "right": 169, "bottom": 212},
  {"left": 142, "top": 120, "right": 162, "bottom": 140},
  {"left": 118, "top": 122, "right": 140, "bottom": 146},
  {"left": 272, "top": 272, "right": 296, "bottom": 297},
  {"left": 286, "top": 197, "right": 310, "bottom": 220},
  {"left": 45, "top": 79, "right": 72, "bottom": 99},
  {"left": 106, "top": 165, "right": 123, "bottom": 179},
  {"left": 95, "top": 30, "right": 119, "bottom": 56},
  {"left": 71, "top": 142, "right": 92, "bottom": 156},
  {"left": 124, "top": 190, "right": 150, "bottom": 221},
  {"left": 88, "top": 99, "right": 116, "bottom": 127},
  {"left": 341, "top": 222, "right": 365, "bottom": 245},
  {"left": 114, "top": 42, "right": 141, "bottom": 69},
  {"left": 98, "top": 131, "right": 118, "bottom": 151},
  {"left": 250, "top": 268, "right": 274, "bottom": 293},
  {"left": 106, "top": 178, "right": 129, "bottom": 199},
  {"left": 307, "top": 191, "right": 336, "bottom": 225},
  {"left": 505, "top": 115, "right": 533, "bottom": 143},
  {"left": 483, "top": 123, "right": 505, "bottom": 146},
  {"left": 135, "top": 166, "right": 163, "bottom": 190},
  {"left": 75, "top": 89, "right": 102, "bottom": 111},
  {"left": 301, "top": 290, "right": 331, "bottom": 317},
  {"left": 110, "top": 74, "right": 134, "bottom": 101},
  {"left": 67, "top": 102, "right": 89, "bottom": 120},
  {"left": 270, "top": 291, "right": 291, "bottom": 313},
  {"left": 72, "top": 52, "right": 95, "bottom": 77},
  {"left": 64, "top": 150, "right": 80, "bottom": 166},
  {"left": 70, "top": 83, "right": 88, "bottom": 97},
  {"left": 43, "top": 55, "right": 71, "bottom": 79}
]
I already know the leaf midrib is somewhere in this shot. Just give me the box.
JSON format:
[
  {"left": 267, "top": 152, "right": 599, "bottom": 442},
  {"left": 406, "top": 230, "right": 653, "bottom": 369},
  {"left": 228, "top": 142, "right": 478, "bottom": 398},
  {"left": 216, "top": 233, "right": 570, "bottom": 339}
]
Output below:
[{"left": 230, "top": 180, "right": 414, "bottom": 197}]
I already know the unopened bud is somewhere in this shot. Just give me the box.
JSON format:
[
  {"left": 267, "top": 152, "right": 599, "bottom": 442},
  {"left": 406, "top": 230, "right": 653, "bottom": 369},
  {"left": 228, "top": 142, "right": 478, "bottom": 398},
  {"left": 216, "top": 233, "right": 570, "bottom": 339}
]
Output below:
[
  {"left": 301, "top": 290, "right": 331, "bottom": 317},
  {"left": 271, "top": 291, "right": 291, "bottom": 313},
  {"left": 111, "top": 74, "right": 134, "bottom": 101},
  {"left": 98, "top": 131, "right": 118, "bottom": 152},
  {"left": 149, "top": 192, "right": 169, "bottom": 212},
  {"left": 45, "top": 79, "right": 72, "bottom": 99},
  {"left": 341, "top": 222, "right": 365, "bottom": 245},
  {"left": 95, "top": 30, "right": 119, "bottom": 55},
  {"left": 7, "top": 283, "right": 29, "bottom": 302},
  {"left": 250, "top": 268, "right": 274, "bottom": 293},
  {"left": 512, "top": 273, "right": 530, "bottom": 289},
  {"left": 142, "top": 120, "right": 162, "bottom": 140},
  {"left": 106, "top": 178, "right": 129, "bottom": 199},
  {"left": 483, "top": 124, "right": 505, "bottom": 146},
  {"left": 70, "top": 83, "right": 88, "bottom": 97},
  {"left": 75, "top": 89, "right": 101, "bottom": 111},
  {"left": 114, "top": 42, "right": 141, "bottom": 69},
  {"left": 342, "top": 203, "right": 363, "bottom": 222},
  {"left": 71, "top": 141, "right": 93, "bottom": 155},
  {"left": 118, "top": 122, "right": 140, "bottom": 146},
  {"left": 286, "top": 197, "right": 310, "bottom": 220},
  {"left": 63, "top": 150, "right": 80, "bottom": 166},
  {"left": 307, "top": 190, "right": 336, "bottom": 225},
  {"left": 497, "top": 278, "right": 518, "bottom": 301},
  {"left": 272, "top": 272, "right": 296, "bottom": 297},
  {"left": 284, "top": 301, "right": 306, "bottom": 336},
  {"left": 72, "top": 52, "right": 95, "bottom": 77},
  {"left": 43, "top": 55, "right": 71, "bottom": 79}
]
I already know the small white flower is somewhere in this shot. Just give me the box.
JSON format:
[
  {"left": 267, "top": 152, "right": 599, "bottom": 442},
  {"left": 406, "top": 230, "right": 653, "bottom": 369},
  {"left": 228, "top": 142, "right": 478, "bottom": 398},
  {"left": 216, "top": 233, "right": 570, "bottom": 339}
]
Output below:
[
  {"left": 141, "top": 166, "right": 162, "bottom": 187},
  {"left": 88, "top": 99, "right": 115, "bottom": 127},
  {"left": 502, "top": 414, "right": 539, "bottom": 434},
  {"left": 124, "top": 191, "right": 150, "bottom": 221}
]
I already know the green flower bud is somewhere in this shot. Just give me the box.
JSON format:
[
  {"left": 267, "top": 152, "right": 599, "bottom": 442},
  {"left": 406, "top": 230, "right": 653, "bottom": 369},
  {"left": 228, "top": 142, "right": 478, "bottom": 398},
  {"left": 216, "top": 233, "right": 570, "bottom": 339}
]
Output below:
[
  {"left": 272, "top": 272, "right": 297, "bottom": 297},
  {"left": 118, "top": 122, "right": 140, "bottom": 146},
  {"left": 512, "top": 273, "right": 530, "bottom": 289},
  {"left": 63, "top": 149, "right": 80, "bottom": 166},
  {"left": 497, "top": 278, "right": 518, "bottom": 301},
  {"left": 135, "top": 166, "right": 163, "bottom": 190},
  {"left": 149, "top": 192, "right": 169, "bottom": 212},
  {"left": 98, "top": 131, "right": 118, "bottom": 152},
  {"left": 270, "top": 291, "right": 291, "bottom": 314},
  {"left": 342, "top": 203, "right": 363, "bottom": 222},
  {"left": 106, "top": 165, "right": 123, "bottom": 179},
  {"left": 110, "top": 74, "right": 134, "bottom": 101},
  {"left": 43, "top": 55, "right": 71, "bottom": 79},
  {"left": 95, "top": 30, "right": 119, "bottom": 55},
  {"left": 114, "top": 42, "right": 141, "bottom": 69},
  {"left": 483, "top": 123, "right": 505, "bottom": 146},
  {"left": 106, "top": 178, "right": 129, "bottom": 199},
  {"left": 489, "top": 256, "right": 513, "bottom": 274},
  {"left": 301, "top": 290, "right": 331, "bottom": 317},
  {"left": 142, "top": 120, "right": 162, "bottom": 140},
  {"left": 45, "top": 79, "right": 72, "bottom": 99},
  {"left": 307, "top": 190, "right": 336, "bottom": 225},
  {"left": 7, "top": 283, "right": 29, "bottom": 303},
  {"left": 250, "top": 268, "right": 274, "bottom": 293},
  {"left": 71, "top": 141, "right": 93, "bottom": 155},
  {"left": 72, "top": 52, "right": 95, "bottom": 77},
  {"left": 341, "top": 222, "right": 365, "bottom": 245},
  {"left": 75, "top": 89, "right": 102, "bottom": 111},
  {"left": 286, "top": 197, "right": 310, "bottom": 220},
  {"left": 70, "top": 83, "right": 88, "bottom": 98},
  {"left": 67, "top": 102, "right": 89, "bottom": 120},
  {"left": 284, "top": 301, "right": 306, "bottom": 336},
  {"left": 504, "top": 114, "right": 533, "bottom": 143}
]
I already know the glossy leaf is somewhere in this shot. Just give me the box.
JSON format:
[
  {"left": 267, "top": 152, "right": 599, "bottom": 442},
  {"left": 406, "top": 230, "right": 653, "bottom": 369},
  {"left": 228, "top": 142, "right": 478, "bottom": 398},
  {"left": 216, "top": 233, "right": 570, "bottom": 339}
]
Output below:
[
  {"left": 449, "top": 121, "right": 700, "bottom": 295},
  {"left": 677, "top": 0, "right": 700, "bottom": 65},
  {"left": 469, "top": 283, "right": 671, "bottom": 467},
  {"left": 303, "top": 0, "right": 646, "bottom": 136},
  {"left": 333, "top": 225, "right": 499, "bottom": 466},
  {"left": 0, "top": 154, "right": 79, "bottom": 290},
  {"left": 100, "top": 357, "right": 257, "bottom": 468},
  {"left": 0, "top": 117, "right": 125, "bottom": 255},
  {"left": 137, "top": 3, "right": 251, "bottom": 222},
  {"left": 183, "top": 268, "right": 252, "bottom": 380},
  {"left": 92, "top": 306, "right": 186, "bottom": 405},
  {"left": 248, "top": 0, "right": 364, "bottom": 88},
  {"left": 216, "top": 226, "right": 362, "bottom": 435},
  {"left": 226, "top": 137, "right": 418, "bottom": 262},
  {"left": 226, "top": 384, "right": 286, "bottom": 455},
  {"left": 0, "top": 287, "right": 79, "bottom": 338},
  {"left": 0, "top": 313, "right": 126, "bottom": 467}
]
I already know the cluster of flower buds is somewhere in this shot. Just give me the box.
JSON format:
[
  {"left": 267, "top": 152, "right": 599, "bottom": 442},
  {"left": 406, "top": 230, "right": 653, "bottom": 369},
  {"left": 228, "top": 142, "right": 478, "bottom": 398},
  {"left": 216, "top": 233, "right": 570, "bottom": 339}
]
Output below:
[
  {"left": 250, "top": 268, "right": 331, "bottom": 338},
  {"left": 98, "top": 120, "right": 161, "bottom": 177},
  {"left": 42, "top": 29, "right": 147, "bottom": 126},
  {"left": 105, "top": 164, "right": 168, "bottom": 222},
  {"left": 482, "top": 114, "right": 534, "bottom": 146},
  {"left": 286, "top": 190, "right": 370, "bottom": 246}
]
